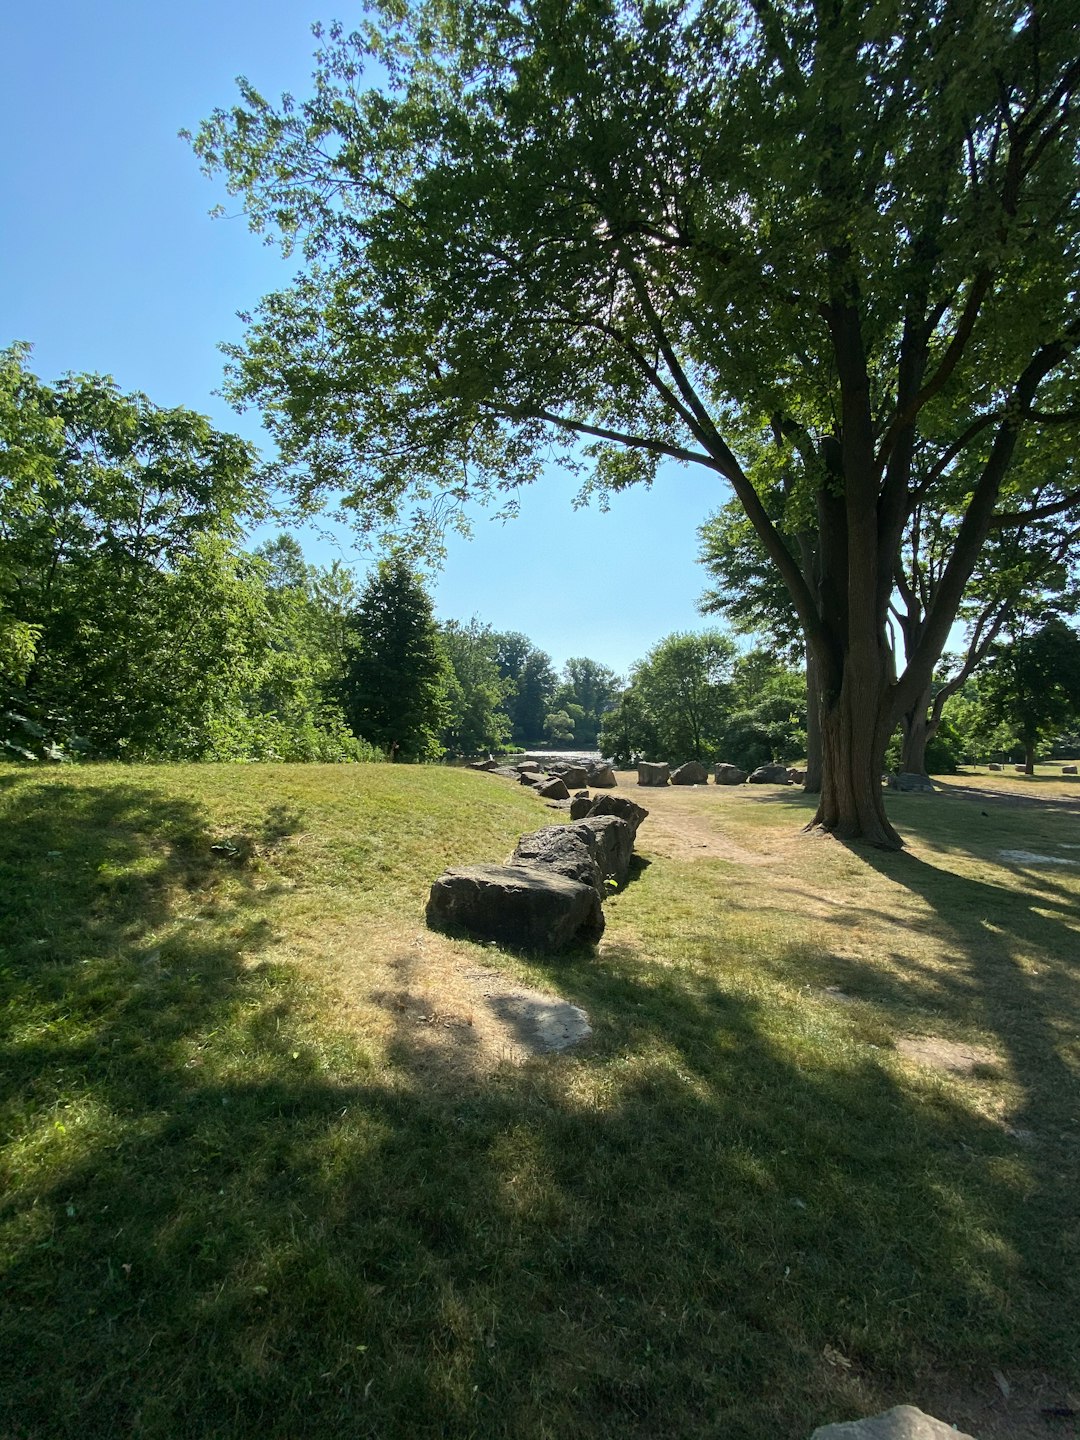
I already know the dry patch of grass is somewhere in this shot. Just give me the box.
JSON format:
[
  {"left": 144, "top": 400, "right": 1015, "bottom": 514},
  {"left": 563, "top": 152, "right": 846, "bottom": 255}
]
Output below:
[{"left": 2, "top": 761, "right": 1078, "bottom": 1440}]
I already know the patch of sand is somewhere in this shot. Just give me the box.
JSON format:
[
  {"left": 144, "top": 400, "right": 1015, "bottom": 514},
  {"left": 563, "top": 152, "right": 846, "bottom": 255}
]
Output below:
[{"left": 895, "top": 1035, "right": 1002, "bottom": 1075}]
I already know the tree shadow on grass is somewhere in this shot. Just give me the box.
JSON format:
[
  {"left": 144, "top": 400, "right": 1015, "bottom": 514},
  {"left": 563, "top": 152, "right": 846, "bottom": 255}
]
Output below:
[{"left": 1, "top": 771, "right": 1076, "bottom": 1440}]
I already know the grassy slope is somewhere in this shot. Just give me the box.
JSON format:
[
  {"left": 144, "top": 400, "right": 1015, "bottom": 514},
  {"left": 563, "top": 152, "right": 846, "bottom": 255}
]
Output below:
[{"left": 1, "top": 762, "right": 1077, "bottom": 1440}]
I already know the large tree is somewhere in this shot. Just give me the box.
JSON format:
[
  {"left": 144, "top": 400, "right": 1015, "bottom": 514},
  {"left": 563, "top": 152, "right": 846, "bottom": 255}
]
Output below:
[
  {"left": 978, "top": 616, "right": 1080, "bottom": 774},
  {"left": 192, "top": 0, "right": 1080, "bottom": 846},
  {"left": 341, "top": 555, "right": 449, "bottom": 761}
]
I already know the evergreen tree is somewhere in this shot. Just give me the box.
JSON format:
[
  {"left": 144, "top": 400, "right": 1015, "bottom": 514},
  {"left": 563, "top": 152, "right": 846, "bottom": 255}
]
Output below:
[{"left": 341, "top": 557, "right": 449, "bottom": 761}]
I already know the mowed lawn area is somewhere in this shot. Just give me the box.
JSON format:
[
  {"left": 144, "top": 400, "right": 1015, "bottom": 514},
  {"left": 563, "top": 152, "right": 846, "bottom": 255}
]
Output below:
[{"left": 1, "top": 762, "right": 1078, "bottom": 1440}]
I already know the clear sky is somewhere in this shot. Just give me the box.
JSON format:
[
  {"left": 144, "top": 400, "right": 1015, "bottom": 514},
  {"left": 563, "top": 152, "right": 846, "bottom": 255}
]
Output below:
[{"left": 0, "top": 1, "right": 735, "bottom": 679}]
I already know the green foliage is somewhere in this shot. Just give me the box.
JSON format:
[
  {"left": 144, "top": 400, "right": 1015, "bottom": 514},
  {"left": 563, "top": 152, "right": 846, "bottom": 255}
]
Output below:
[
  {"left": 341, "top": 555, "right": 450, "bottom": 761},
  {"left": 192, "top": 0, "right": 1080, "bottom": 842},
  {"left": 978, "top": 618, "right": 1080, "bottom": 764},
  {"left": 440, "top": 618, "right": 513, "bottom": 755},
  {"left": 551, "top": 656, "right": 621, "bottom": 749},
  {"left": 491, "top": 631, "right": 557, "bottom": 744},
  {"left": 719, "top": 656, "right": 807, "bottom": 772},
  {"left": 630, "top": 630, "right": 738, "bottom": 764}
]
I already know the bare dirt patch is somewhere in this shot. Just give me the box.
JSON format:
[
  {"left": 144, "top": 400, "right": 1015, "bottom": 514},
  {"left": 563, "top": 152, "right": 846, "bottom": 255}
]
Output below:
[
  {"left": 369, "top": 933, "right": 592, "bottom": 1077},
  {"left": 895, "top": 1035, "right": 1003, "bottom": 1075}
]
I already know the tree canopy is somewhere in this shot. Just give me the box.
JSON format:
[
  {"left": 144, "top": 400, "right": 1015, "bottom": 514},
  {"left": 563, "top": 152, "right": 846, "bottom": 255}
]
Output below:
[{"left": 193, "top": 0, "right": 1080, "bottom": 845}]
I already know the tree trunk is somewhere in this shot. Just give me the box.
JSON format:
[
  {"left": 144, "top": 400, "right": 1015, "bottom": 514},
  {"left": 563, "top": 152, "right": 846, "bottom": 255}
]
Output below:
[
  {"left": 1024, "top": 737, "right": 1036, "bottom": 776},
  {"left": 899, "top": 683, "right": 933, "bottom": 776},
  {"left": 809, "top": 666, "right": 900, "bottom": 848},
  {"left": 804, "top": 644, "right": 822, "bottom": 793}
]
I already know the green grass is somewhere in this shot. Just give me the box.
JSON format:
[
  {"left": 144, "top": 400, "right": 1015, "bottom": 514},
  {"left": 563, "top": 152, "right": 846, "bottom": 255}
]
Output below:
[{"left": 1, "top": 762, "right": 1078, "bottom": 1439}]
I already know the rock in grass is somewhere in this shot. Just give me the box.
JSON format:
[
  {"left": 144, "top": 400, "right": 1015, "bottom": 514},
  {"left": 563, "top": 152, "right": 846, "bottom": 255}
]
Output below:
[
  {"left": 747, "top": 764, "right": 792, "bottom": 784},
  {"left": 637, "top": 761, "right": 670, "bottom": 787},
  {"left": 582, "top": 793, "right": 648, "bottom": 838},
  {"left": 426, "top": 864, "right": 604, "bottom": 949},
  {"left": 671, "top": 761, "right": 709, "bottom": 785},
  {"left": 534, "top": 775, "right": 570, "bottom": 800},
  {"left": 714, "top": 763, "right": 746, "bottom": 785},
  {"left": 887, "top": 771, "right": 935, "bottom": 792},
  {"left": 570, "top": 815, "right": 635, "bottom": 890},
  {"left": 510, "top": 826, "right": 602, "bottom": 892},
  {"left": 810, "top": 1405, "right": 975, "bottom": 1440}
]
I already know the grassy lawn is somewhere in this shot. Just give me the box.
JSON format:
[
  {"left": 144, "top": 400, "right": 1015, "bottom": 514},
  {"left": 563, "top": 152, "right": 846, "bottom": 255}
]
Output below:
[{"left": 1, "top": 762, "right": 1077, "bottom": 1439}]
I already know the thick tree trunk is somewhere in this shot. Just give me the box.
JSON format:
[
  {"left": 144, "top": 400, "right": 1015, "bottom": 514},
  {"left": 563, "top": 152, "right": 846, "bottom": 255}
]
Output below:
[
  {"left": 1024, "top": 737, "right": 1036, "bottom": 776},
  {"left": 804, "top": 644, "right": 822, "bottom": 793},
  {"left": 809, "top": 665, "right": 900, "bottom": 848},
  {"left": 899, "top": 683, "right": 933, "bottom": 776}
]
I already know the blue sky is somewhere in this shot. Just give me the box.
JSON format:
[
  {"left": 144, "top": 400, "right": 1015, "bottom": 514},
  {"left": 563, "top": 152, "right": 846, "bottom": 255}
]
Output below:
[{"left": 0, "top": 1, "right": 734, "bottom": 678}]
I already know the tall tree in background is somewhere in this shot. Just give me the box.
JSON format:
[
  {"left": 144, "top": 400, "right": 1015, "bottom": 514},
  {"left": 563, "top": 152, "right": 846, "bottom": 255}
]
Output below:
[
  {"left": 341, "top": 556, "right": 449, "bottom": 761},
  {"left": 193, "top": 0, "right": 1080, "bottom": 847},
  {"left": 978, "top": 617, "right": 1080, "bottom": 774},
  {"left": 627, "top": 630, "right": 737, "bottom": 763},
  {"left": 491, "top": 631, "right": 556, "bottom": 744},
  {"left": 552, "top": 657, "right": 621, "bottom": 748},
  {"left": 440, "top": 618, "right": 513, "bottom": 755}
]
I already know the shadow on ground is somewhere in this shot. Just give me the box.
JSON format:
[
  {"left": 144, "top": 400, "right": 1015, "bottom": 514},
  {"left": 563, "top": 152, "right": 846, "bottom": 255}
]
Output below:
[{"left": 0, "top": 771, "right": 1076, "bottom": 1440}]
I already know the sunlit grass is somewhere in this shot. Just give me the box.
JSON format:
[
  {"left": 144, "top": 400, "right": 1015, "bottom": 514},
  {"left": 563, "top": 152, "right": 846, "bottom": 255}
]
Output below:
[{"left": 1, "top": 761, "right": 1077, "bottom": 1438}]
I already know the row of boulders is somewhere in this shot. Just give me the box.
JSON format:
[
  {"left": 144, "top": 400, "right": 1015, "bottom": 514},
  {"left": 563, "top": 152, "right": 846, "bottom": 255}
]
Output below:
[
  {"left": 426, "top": 793, "right": 649, "bottom": 951},
  {"left": 987, "top": 761, "right": 1078, "bottom": 774},
  {"left": 637, "top": 760, "right": 804, "bottom": 787},
  {"left": 469, "top": 756, "right": 618, "bottom": 795}
]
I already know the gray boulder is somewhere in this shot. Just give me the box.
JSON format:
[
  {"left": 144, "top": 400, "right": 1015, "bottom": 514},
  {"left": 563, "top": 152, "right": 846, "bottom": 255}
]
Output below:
[
  {"left": 587, "top": 764, "right": 617, "bottom": 788},
  {"left": 511, "top": 826, "right": 601, "bottom": 892},
  {"left": 810, "top": 1405, "right": 975, "bottom": 1440},
  {"left": 491, "top": 766, "right": 521, "bottom": 778},
  {"left": 426, "top": 864, "right": 604, "bottom": 949},
  {"left": 787, "top": 767, "right": 806, "bottom": 784},
  {"left": 637, "top": 761, "right": 670, "bottom": 787},
  {"left": 468, "top": 758, "right": 498, "bottom": 771},
  {"left": 1063, "top": 763, "right": 1077, "bottom": 775},
  {"left": 713, "top": 763, "right": 746, "bottom": 785},
  {"left": 569, "top": 794, "right": 593, "bottom": 820},
  {"left": 988, "top": 762, "right": 1002, "bottom": 771},
  {"left": 557, "top": 765, "right": 591, "bottom": 789},
  {"left": 535, "top": 775, "right": 571, "bottom": 800},
  {"left": 747, "top": 764, "right": 792, "bottom": 784},
  {"left": 518, "top": 770, "right": 542, "bottom": 786},
  {"left": 888, "top": 771, "right": 935, "bottom": 792},
  {"left": 516, "top": 760, "right": 542, "bottom": 773},
  {"left": 671, "top": 761, "right": 709, "bottom": 785},
  {"left": 571, "top": 815, "right": 635, "bottom": 889},
  {"left": 584, "top": 793, "right": 648, "bottom": 838}
]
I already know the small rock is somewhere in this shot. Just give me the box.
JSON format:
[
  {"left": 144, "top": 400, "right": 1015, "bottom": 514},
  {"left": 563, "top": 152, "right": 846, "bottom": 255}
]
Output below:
[
  {"left": 583, "top": 793, "right": 648, "bottom": 837},
  {"left": 810, "top": 1405, "right": 976, "bottom": 1440},
  {"left": 988, "top": 762, "right": 1002, "bottom": 771}
]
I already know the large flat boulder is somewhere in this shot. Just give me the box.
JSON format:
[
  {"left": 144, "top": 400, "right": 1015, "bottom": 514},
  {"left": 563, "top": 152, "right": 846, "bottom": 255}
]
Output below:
[
  {"left": 637, "top": 761, "right": 670, "bottom": 787},
  {"left": 810, "top": 1406, "right": 975, "bottom": 1440},
  {"left": 672, "top": 761, "right": 709, "bottom": 785},
  {"left": 426, "top": 864, "right": 604, "bottom": 949},
  {"left": 582, "top": 793, "right": 648, "bottom": 838},
  {"left": 510, "top": 825, "right": 601, "bottom": 892}
]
